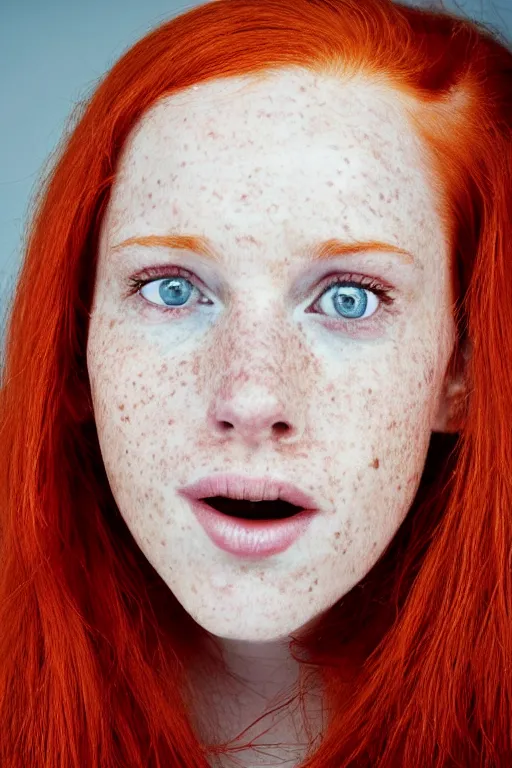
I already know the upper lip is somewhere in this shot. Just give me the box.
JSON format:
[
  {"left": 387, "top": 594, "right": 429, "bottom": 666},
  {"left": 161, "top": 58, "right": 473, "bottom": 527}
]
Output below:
[{"left": 178, "top": 473, "right": 319, "bottom": 511}]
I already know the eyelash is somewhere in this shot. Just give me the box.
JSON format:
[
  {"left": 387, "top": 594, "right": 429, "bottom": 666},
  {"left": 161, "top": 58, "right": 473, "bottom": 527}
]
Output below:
[{"left": 123, "top": 265, "right": 396, "bottom": 325}]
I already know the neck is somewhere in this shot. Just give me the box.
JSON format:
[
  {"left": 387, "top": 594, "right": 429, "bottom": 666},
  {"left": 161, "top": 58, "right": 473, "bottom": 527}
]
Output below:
[{"left": 185, "top": 637, "right": 326, "bottom": 766}]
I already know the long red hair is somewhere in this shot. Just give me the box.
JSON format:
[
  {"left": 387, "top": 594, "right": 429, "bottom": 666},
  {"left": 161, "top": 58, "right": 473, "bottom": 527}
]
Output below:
[{"left": 1, "top": 0, "right": 511, "bottom": 765}]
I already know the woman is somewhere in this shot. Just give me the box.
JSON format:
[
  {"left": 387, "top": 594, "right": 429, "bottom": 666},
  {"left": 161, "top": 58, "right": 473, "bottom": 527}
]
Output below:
[{"left": 0, "top": 0, "right": 510, "bottom": 765}]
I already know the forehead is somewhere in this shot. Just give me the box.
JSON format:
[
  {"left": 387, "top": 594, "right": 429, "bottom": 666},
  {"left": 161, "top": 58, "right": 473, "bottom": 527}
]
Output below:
[
  {"left": 106, "top": 68, "right": 440, "bottom": 271},
  {"left": 120, "top": 68, "right": 418, "bottom": 175}
]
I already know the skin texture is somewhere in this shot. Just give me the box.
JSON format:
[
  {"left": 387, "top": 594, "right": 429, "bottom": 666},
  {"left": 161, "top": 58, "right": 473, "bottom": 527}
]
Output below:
[{"left": 86, "top": 68, "right": 464, "bottom": 763}]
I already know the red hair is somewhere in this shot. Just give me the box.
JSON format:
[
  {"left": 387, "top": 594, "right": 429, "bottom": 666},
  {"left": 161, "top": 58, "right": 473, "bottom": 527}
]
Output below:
[{"left": 1, "top": 0, "right": 511, "bottom": 765}]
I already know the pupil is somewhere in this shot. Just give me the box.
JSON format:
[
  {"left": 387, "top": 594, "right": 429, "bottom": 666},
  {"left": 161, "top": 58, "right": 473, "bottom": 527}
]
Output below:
[
  {"left": 334, "top": 287, "right": 367, "bottom": 318},
  {"left": 158, "top": 279, "right": 368, "bottom": 319},
  {"left": 161, "top": 279, "right": 190, "bottom": 306}
]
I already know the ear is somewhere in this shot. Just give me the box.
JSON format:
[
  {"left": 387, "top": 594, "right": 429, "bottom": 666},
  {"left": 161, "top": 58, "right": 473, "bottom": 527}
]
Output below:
[{"left": 431, "top": 338, "right": 471, "bottom": 434}]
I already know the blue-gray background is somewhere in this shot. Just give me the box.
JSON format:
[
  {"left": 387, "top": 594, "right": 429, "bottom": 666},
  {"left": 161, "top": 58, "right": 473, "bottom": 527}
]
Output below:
[{"left": 1, "top": 0, "right": 511, "bottom": 356}]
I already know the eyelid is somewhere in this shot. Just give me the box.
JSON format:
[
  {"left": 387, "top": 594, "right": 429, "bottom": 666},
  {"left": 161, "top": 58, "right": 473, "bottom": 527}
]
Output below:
[
  {"left": 123, "top": 263, "right": 397, "bottom": 302},
  {"left": 124, "top": 264, "right": 399, "bottom": 332},
  {"left": 122, "top": 264, "right": 209, "bottom": 301}
]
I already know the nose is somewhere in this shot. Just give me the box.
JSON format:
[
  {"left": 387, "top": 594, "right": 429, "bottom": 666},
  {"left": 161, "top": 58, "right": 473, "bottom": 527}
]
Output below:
[{"left": 211, "top": 385, "right": 301, "bottom": 447}]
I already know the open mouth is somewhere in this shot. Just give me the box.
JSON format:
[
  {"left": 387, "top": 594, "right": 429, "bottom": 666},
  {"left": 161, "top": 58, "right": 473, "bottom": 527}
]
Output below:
[{"left": 200, "top": 496, "right": 304, "bottom": 520}]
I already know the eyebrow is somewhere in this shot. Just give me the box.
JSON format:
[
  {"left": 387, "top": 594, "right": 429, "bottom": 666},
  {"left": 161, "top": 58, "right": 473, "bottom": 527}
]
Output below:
[{"left": 110, "top": 233, "right": 415, "bottom": 265}]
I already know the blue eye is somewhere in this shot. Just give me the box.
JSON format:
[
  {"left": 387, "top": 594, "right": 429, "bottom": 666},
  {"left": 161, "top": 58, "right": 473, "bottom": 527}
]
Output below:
[
  {"left": 125, "top": 268, "right": 395, "bottom": 322},
  {"left": 129, "top": 272, "right": 212, "bottom": 313},
  {"left": 149, "top": 277, "right": 193, "bottom": 307},
  {"left": 316, "top": 281, "right": 375, "bottom": 320}
]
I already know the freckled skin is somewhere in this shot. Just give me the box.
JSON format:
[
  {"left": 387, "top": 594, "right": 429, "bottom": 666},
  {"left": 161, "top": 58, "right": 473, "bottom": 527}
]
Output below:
[{"left": 86, "top": 69, "right": 457, "bottom": 756}]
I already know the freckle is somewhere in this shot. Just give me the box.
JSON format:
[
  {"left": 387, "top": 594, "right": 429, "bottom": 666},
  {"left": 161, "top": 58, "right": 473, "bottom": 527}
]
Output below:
[
  {"left": 397, "top": 485, "right": 402, "bottom": 491},
  {"left": 314, "top": 579, "right": 318, "bottom": 585},
  {"left": 148, "top": 193, "right": 152, "bottom": 199},
  {"left": 160, "top": 540, "right": 166, "bottom": 547},
  {"left": 118, "top": 403, "right": 125, "bottom": 411},
  {"left": 157, "top": 179, "right": 161, "bottom": 184},
  {"left": 109, "top": 319, "right": 116, "bottom": 329},
  {"left": 368, "top": 388, "right": 372, "bottom": 394},
  {"left": 371, "top": 457, "right": 379, "bottom": 469},
  {"left": 334, "top": 531, "right": 341, "bottom": 539},
  {"left": 308, "top": 586, "right": 313, "bottom": 592}
]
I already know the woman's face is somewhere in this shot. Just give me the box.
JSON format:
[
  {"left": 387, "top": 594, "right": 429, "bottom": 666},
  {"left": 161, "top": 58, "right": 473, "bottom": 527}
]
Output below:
[{"left": 86, "top": 68, "right": 456, "bottom": 642}]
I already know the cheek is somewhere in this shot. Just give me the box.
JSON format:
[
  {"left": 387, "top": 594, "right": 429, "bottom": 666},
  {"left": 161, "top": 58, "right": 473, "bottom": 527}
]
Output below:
[
  {"left": 86, "top": 316, "right": 206, "bottom": 534},
  {"left": 85, "top": 316, "right": 442, "bottom": 639},
  {"left": 87, "top": 315, "right": 438, "bottom": 506},
  {"left": 314, "top": 355, "right": 439, "bottom": 557}
]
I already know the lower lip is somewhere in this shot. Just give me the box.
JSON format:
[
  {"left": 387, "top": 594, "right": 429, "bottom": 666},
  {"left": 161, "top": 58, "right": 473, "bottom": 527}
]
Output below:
[{"left": 185, "top": 498, "right": 319, "bottom": 559}]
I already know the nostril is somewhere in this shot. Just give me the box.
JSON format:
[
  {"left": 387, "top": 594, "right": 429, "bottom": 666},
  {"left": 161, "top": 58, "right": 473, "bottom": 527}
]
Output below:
[{"left": 218, "top": 421, "right": 290, "bottom": 435}]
